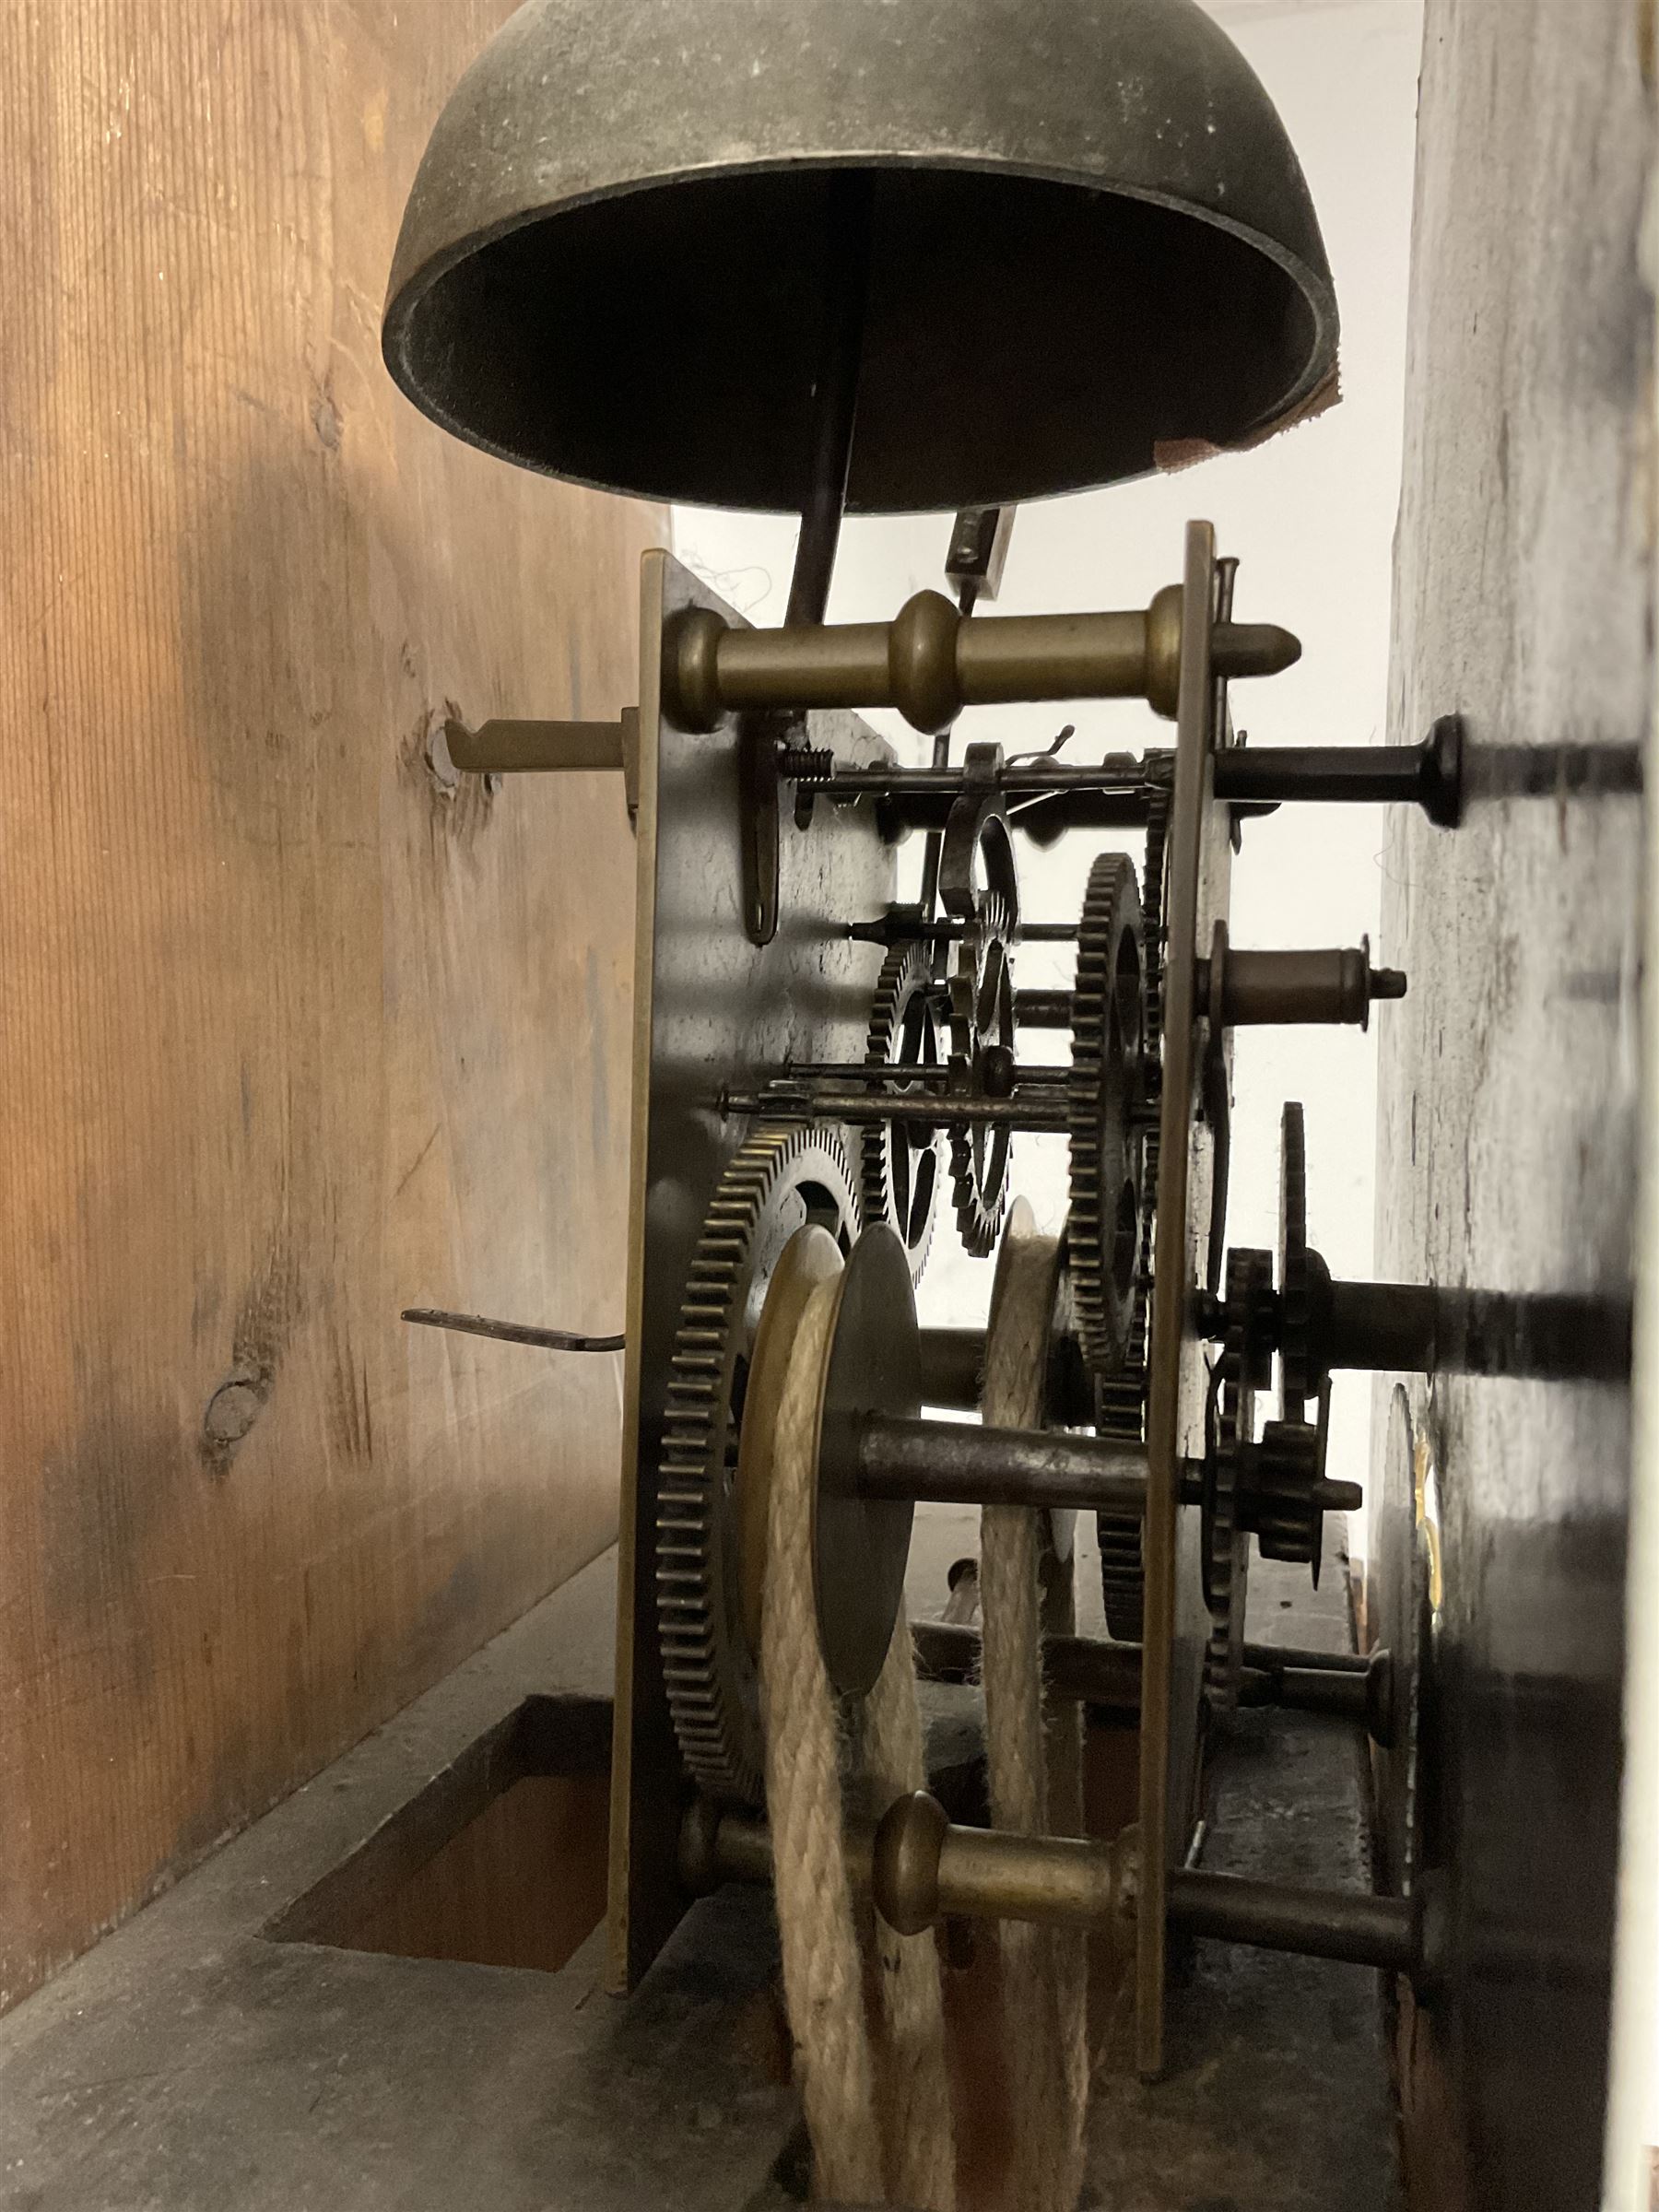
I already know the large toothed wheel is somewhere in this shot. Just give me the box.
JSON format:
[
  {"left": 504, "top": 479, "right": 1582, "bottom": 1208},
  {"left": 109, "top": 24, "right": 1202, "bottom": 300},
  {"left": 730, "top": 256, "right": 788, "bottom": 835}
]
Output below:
[
  {"left": 655, "top": 1126, "right": 860, "bottom": 1806},
  {"left": 1067, "top": 852, "right": 1147, "bottom": 1381},
  {"left": 1096, "top": 1511, "right": 1147, "bottom": 1644},
  {"left": 1094, "top": 794, "right": 1169, "bottom": 1636}
]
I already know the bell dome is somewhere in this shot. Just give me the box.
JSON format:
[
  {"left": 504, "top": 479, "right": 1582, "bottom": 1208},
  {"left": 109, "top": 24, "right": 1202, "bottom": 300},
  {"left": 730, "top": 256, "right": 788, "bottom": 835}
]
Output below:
[{"left": 383, "top": 0, "right": 1338, "bottom": 513}]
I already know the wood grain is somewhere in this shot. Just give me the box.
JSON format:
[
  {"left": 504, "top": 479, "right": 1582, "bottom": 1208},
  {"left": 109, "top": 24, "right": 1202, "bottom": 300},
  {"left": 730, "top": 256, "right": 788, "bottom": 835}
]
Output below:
[
  {"left": 1373, "top": 4, "right": 1650, "bottom": 2205},
  {"left": 0, "top": 0, "right": 661, "bottom": 2008},
  {"left": 335, "top": 1775, "right": 611, "bottom": 1975}
]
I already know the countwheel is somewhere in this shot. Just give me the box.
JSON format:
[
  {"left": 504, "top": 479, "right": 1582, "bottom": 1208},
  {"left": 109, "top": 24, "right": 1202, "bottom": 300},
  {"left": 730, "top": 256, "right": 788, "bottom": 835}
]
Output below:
[
  {"left": 947, "top": 892, "right": 1017, "bottom": 1257},
  {"left": 862, "top": 941, "right": 943, "bottom": 1282}
]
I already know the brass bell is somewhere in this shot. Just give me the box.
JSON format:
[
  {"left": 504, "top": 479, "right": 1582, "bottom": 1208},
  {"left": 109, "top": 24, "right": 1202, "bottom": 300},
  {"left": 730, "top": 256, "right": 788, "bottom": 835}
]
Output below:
[{"left": 383, "top": 0, "right": 1338, "bottom": 514}]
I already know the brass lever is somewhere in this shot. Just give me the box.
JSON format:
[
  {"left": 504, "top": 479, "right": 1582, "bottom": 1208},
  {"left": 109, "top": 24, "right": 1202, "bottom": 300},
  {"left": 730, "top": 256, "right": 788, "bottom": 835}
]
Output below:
[{"left": 442, "top": 709, "right": 640, "bottom": 814}]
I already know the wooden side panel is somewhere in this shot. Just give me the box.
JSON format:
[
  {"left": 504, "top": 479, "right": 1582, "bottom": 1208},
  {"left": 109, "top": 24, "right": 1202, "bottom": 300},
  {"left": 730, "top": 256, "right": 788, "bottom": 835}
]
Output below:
[
  {"left": 1373, "top": 5, "right": 1651, "bottom": 2204},
  {"left": 0, "top": 0, "right": 662, "bottom": 2008}
]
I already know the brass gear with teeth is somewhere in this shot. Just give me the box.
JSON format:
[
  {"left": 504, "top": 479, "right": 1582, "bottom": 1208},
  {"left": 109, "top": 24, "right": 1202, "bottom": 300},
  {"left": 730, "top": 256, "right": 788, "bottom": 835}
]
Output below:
[
  {"left": 1095, "top": 789, "right": 1168, "bottom": 1638},
  {"left": 1095, "top": 1506, "right": 1147, "bottom": 1643},
  {"left": 947, "top": 891, "right": 1017, "bottom": 1258},
  {"left": 655, "top": 1125, "right": 860, "bottom": 1806},
  {"left": 1140, "top": 768, "right": 1172, "bottom": 1081},
  {"left": 861, "top": 940, "right": 942, "bottom": 1283},
  {"left": 1066, "top": 852, "right": 1146, "bottom": 1380},
  {"left": 1203, "top": 1247, "right": 1274, "bottom": 1707}
]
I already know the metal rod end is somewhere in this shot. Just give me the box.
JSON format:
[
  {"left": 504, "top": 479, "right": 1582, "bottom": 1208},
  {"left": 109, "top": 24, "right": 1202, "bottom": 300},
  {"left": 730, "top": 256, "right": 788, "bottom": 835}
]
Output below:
[
  {"left": 400, "top": 1307, "right": 625, "bottom": 1354},
  {"left": 1215, "top": 620, "right": 1303, "bottom": 681},
  {"left": 872, "top": 1791, "right": 949, "bottom": 1935},
  {"left": 678, "top": 1796, "right": 725, "bottom": 1898},
  {"left": 1422, "top": 714, "right": 1466, "bottom": 828}
]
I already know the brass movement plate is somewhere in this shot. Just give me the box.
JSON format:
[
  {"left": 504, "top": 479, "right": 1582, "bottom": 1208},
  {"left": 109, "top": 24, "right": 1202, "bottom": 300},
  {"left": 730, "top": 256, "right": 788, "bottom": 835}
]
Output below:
[
  {"left": 606, "top": 551, "right": 897, "bottom": 1991},
  {"left": 1136, "top": 520, "right": 1237, "bottom": 2078}
]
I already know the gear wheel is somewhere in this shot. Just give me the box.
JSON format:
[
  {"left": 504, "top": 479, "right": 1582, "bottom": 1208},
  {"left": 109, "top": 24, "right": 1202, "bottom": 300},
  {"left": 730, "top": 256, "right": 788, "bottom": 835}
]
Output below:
[
  {"left": 861, "top": 941, "right": 942, "bottom": 1282},
  {"left": 1067, "top": 853, "right": 1146, "bottom": 1380},
  {"left": 1277, "top": 1100, "right": 1325, "bottom": 1413},
  {"left": 1250, "top": 1396, "right": 1332, "bottom": 1580},
  {"left": 938, "top": 743, "right": 1020, "bottom": 929},
  {"left": 947, "top": 892, "right": 1017, "bottom": 1257},
  {"left": 1203, "top": 1247, "right": 1273, "bottom": 1707},
  {"left": 655, "top": 1126, "right": 860, "bottom": 1806},
  {"left": 1095, "top": 784, "right": 1170, "bottom": 1637},
  {"left": 1140, "top": 771, "right": 1172, "bottom": 1084},
  {"left": 1096, "top": 1511, "right": 1146, "bottom": 1643}
]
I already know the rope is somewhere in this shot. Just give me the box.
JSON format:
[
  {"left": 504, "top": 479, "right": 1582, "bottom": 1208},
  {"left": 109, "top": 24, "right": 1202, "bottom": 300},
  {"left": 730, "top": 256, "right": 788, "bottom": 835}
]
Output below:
[
  {"left": 980, "top": 1210, "right": 1089, "bottom": 2212},
  {"left": 864, "top": 1610, "right": 957, "bottom": 2212},
  {"left": 761, "top": 1277, "right": 885, "bottom": 2206},
  {"left": 759, "top": 1212, "right": 1086, "bottom": 2207},
  {"left": 761, "top": 1274, "right": 955, "bottom": 2209}
]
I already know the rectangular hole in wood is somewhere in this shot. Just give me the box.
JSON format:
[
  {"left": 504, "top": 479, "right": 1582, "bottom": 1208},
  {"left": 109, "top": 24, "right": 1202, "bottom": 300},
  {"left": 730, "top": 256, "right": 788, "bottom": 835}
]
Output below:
[{"left": 265, "top": 1692, "right": 611, "bottom": 1976}]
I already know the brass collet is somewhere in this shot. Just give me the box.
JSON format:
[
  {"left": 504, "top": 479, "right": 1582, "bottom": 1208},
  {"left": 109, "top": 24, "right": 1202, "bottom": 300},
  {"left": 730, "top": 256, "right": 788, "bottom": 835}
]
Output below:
[
  {"left": 871, "top": 1789, "right": 1128, "bottom": 1936},
  {"left": 663, "top": 586, "right": 1300, "bottom": 737}
]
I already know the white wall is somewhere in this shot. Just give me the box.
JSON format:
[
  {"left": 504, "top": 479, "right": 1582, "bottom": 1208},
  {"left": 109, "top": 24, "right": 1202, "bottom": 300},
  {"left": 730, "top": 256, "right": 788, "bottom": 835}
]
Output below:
[{"left": 673, "top": 1, "right": 1424, "bottom": 1550}]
